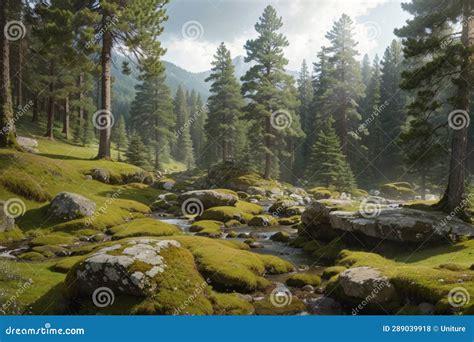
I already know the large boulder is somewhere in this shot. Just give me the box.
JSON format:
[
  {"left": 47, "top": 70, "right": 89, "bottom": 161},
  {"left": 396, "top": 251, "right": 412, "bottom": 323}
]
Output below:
[
  {"left": 338, "top": 267, "right": 396, "bottom": 303},
  {"left": 178, "top": 190, "right": 238, "bottom": 209},
  {"left": 329, "top": 208, "right": 473, "bottom": 243},
  {"left": 0, "top": 202, "right": 15, "bottom": 232},
  {"left": 48, "top": 192, "right": 96, "bottom": 221},
  {"left": 17, "top": 136, "right": 38, "bottom": 153},
  {"left": 68, "top": 239, "right": 182, "bottom": 297}
]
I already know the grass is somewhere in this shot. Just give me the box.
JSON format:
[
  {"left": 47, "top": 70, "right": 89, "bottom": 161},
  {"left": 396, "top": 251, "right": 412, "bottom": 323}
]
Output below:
[
  {"left": 107, "top": 218, "right": 182, "bottom": 239},
  {"left": 332, "top": 240, "right": 474, "bottom": 314}
]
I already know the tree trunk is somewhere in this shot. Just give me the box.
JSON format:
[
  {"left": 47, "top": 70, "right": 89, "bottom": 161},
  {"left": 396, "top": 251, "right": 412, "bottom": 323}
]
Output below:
[
  {"left": 96, "top": 25, "right": 112, "bottom": 159},
  {"left": 63, "top": 96, "right": 69, "bottom": 139},
  {"left": 435, "top": 0, "right": 472, "bottom": 216},
  {"left": 45, "top": 96, "right": 55, "bottom": 140},
  {"left": 264, "top": 116, "right": 272, "bottom": 179},
  {"left": 32, "top": 97, "right": 38, "bottom": 122},
  {"left": 421, "top": 171, "right": 426, "bottom": 201},
  {"left": 78, "top": 73, "right": 84, "bottom": 122},
  {"left": 16, "top": 40, "right": 22, "bottom": 108},
  {"left": 0, "top": 0, "right": 17, "bottom": 148}
]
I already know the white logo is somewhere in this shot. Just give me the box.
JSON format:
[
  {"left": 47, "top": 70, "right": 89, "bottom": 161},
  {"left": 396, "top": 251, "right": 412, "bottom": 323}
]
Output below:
[
  {"left": 448, "top": 287, "right": 470, "bottom": 308},
  {"left": 359, "top": 197, "right": 382, "bottom": 219},
  {"left": 3, "top": 198, "right": 26, "bottom": 218},
  {"left": 92, "top": 110, "right": 115, "bottom": 130},
  {"left": 270, "top": 110, "right": 292, "bottom": 130},
  {"left": 181, "top": 198, "right": 204, "bottom": 218},
  {"left": 448, "top": 110, "right": 470, "bottom": 130},
  {"left": 4, "top": 21, "right": 26, "bottom": 41},
  {"left": 270, "top": 286, "right": 292, "bottom": 307},
  {"left": 92, "top": 287, "right": 115, "bottom": 308},
  {"left": 181, "top": 21, "right": 203, "bottom": 41}
]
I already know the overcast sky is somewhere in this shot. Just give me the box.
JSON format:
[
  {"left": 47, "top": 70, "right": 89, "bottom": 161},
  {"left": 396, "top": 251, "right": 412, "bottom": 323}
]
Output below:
[{"left": 160, "top": 0, "right": 411, "bottom": 73}]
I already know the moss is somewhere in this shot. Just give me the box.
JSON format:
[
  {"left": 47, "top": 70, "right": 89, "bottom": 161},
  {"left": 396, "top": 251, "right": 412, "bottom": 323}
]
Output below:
[
  {"left": 209, "top": 292, "right": 254, "bottom": 315},
  {"left": 199, "top": 206, "right": 253, "bottom": 223},
  {"left": 380, "top": 183, "right": 416, "bottom": 199},
  {"left": 170, "top": 235, "right": 292, "bottom": 293},
  {"left": 289, "top": 235, "right": 309, "bottom": 248},
  {"left": 0, "top": 226, "right": 25, "bottom": 244},
  {"left": 270, "top": 231, "right": 291, "bottom": 242},
  {"left": 236, "top": 191, "right": 249, "bottom": 199},
  {"left": 335, "top": 243, "right": 474, "bottom": 314},
  {"left": 0, "top": 171, "right": 51, "bottom": 202},
  {"left": 234, "top": 200, "right": 263, "bottom": 215},
  {"left": 312, "top": 237, "right": 346, "bottom": 262},
  {"left": 32, "top": 244, "right": 67, "bottom": 257},
  {"left": 18, "top": 251, "right": 47, "bottom": 261},
  {"left": 437, "top": 263, "right": 467, "bottom": 272},
  {"left": 190, "top": 220, "right": 223, "bottom": 238},
  {"left": 351, "top": 188, "right": 368, "bottom": 198},
  {"left": 286, "top": 273, "right": 321, "bottom": 287},
  {"left": 51, "top": 256, "right": 85, "bottom": 273},
  {"left": 224, "top": 219, "right": 242, "bottom": 227},
  {"left": 155, "top": 178, "right": 176, "bottom": 189},
  {"left": 278, "top": 216, "right": 300, "bottom": 226},
  {"left": 321, "top": 266, "right": 347, "bottom": 280},
  {"left": 254, "top": 296, "right": 305, "bottom": 315},
  {"left": 248, "top": 215, "right": 278, "bottom": 227},
  {"left": 108, "top": 218, "right": 181, "bottom": 239},
  {"left": 30, "top": 233, "right": 76, "bottom": 247}
]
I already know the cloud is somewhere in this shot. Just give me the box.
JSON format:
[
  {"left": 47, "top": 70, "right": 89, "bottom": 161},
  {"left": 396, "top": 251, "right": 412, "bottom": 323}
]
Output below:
[{"left": 162, "top": 0, "right": 405, "bottom": 72}]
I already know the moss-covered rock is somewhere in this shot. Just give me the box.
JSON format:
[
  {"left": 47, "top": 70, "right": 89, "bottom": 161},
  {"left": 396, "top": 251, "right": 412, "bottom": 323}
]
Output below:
[
  {"left": 270, "top": 231, "right": 291, "bottom": 243},
  {"left": 107, "top": 218, "right": 181, "bottom": 239},
  {"left": 224, "top": 219, "right": 242, "bottom": 227},
  {"left": 32, "top": 244, "right": 68, "bottom": 257},
  {"left": 278, "top": 216, "right": 301, "bottom": 226},
  {"left": 380, "top": 183, "right": 416, "bottom": 200},
  {"left": 190, "top": 220, "right": 223, "bottom": 238},
  {"left": 51, "top": 255, "right": 85, "bottom": 273},
  {"left": 30, "top": 233, "right": 76, "bottom": 247},
  {"left": 254, "top": 294, "right": 305, "bottom": 315},
  {"left": 248, "top": 215, "right": 278, "bottom": 227},
  {"left": 178, "top": 189, "right": 238, "bottom": 209},
  {"left": 322, "top": 266, "right": 347, "bottom": 280},
  {"left": 18, "top": 251, "right": 47, "bottom": 261},
  {"left": 198, "top": 206, "right": 253, "bottom": 223},
  {"left": 286, "top": 273, "right": 321, "bottom": 287},
  {"left": 209, "top": 292, "right": 254, "bottom": 315}
]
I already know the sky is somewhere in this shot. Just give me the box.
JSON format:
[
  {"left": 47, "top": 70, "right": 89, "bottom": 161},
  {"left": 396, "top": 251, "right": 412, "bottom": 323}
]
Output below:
[{"left": 160, "top": 0, "right": 412, "bottom": 73}]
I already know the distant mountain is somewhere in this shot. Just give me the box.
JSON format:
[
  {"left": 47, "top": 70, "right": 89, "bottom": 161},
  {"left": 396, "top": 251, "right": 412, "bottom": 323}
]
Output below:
[{"left": 111, "top": 54, "right": 299, "bottom": 108}]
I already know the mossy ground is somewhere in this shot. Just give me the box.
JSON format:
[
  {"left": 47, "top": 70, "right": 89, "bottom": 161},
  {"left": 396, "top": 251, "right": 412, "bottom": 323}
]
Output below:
[
  {"left": 107, "top": 218, "right": 181, "bottom": 239},
  {"left": 286, "top": 273, "right": 321, "bottom": 287},
  {"left": 328, "top": 240, "right": 474, "bottom": 314},
  {"left": 190, "top": 220, "right": 223, "bottom": 238}
]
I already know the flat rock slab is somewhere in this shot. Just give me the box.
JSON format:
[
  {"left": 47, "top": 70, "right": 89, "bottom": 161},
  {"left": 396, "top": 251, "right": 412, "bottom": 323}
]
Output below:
[
  {"left": 329, "top": 208, "right": 473, "bottom": 243},
  {"left": 48, "top": 192, "right": 96, "bottom": 221}
]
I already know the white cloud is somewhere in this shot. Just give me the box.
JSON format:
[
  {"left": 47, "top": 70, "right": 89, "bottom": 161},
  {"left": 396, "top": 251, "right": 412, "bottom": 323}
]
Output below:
[{"left": 163, "top": 0, "right": 397, "bottom": 72}]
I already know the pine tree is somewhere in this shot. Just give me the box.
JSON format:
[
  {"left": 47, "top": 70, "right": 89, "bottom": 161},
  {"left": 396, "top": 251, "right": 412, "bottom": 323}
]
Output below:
[
  {"left": 306, "top": 117, "right": 356, "bottom": 191},
  {"left": 378, "top": 40, "right": 406, "bottom": 179},
  {"left": 126, "top": 133, "right": 149, "bottom": 168},
  {"left": 0, "top": 0, "right": 18, "bottom": 148},
  {"left": 75, "top": 0, "right": 170, "bottom": 159},
  {"left": 204, "top": 43, "right": 244, "bottom": 165},
  {"left": 295, "top": 59, "right": 314, "bottom": 175},
  {"left": 241, "top": 5, "right": 303, "bottom": 179},
  {"left": 130, "top": 66, "right": 175, "bottom": 170},
  {"left": 396, "top": 0, "right": 473, "bottom": 215},
  {"left": 322, "top": 14, "right": 365, "bottom": 159},
  {"left": 173, "top": 86, "right": 194, "bottom": 168},
  {"left": 193, "top": 93, "right": 207, "bottom": 163},
  {"left": 111, "top": 115, "right": 128, "bottom": 161}
]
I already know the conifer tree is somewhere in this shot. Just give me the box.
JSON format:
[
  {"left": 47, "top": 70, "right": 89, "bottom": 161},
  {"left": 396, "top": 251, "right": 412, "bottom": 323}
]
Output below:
[
  {"left": 111, "top": 115, "right": 128, "bottom": 161},
  {"left": 205, "top": 43, "right": 244, "bottom": 165},
  {"left": 306, "top": 117, "right": 356, "bottom": 191},
  {"left": 322, "top": 14, "right": 365, "bottom": 159},
  {"left": 173, "top": 86, "right": 194, "bottom": 168},
  {"left": 396, "top": 0, "right": 474, "bottom": 215},
  {"left": 126, "top": 133, "right": 149, "bottom": 168},
  {"left": 241, "top": 5, "right": 303, "bottom": 179}
]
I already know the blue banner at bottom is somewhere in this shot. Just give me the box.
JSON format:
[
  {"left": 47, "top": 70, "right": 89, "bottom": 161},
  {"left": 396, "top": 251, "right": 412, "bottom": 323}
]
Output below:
[{"left": 0, "top": 316, "right": 472, "bottom": 341}]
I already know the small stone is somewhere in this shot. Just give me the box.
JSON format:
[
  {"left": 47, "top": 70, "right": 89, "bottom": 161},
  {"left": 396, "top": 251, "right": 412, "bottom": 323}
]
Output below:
[{"left": 302, "top": 285, "right": 314, "bottom": 292}]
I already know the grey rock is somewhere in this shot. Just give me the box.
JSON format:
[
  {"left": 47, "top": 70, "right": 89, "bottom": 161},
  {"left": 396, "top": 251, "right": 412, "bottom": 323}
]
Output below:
[
  {"left": 418, "top": 302, "right": 434, "bottom": 314},
  {"left": 0, "top": 202, "right": 15, "bottom": 232},
  {"left": 91, "top": 168, "right": 110, "bottom": 183},
  {"left": 307, "top": 296, "right": 341, "bottom": 314},
  {"left": 302, "top": 285, "right": 314, "bottom": 292},
  {"left": 339, "top": 267, "right": 396, "bottom": 303},
  {"left": 48, "top": 192, "right": 96, "bottom": 221},
  {"left": 17, "top": 136, "right": 38, "bottom": 153},
  {"left": 178, "top": 190, "right": 237, "bottom": 209},
  {"left": 247, "top": 186, "right": 266, "bottom": 196}
]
